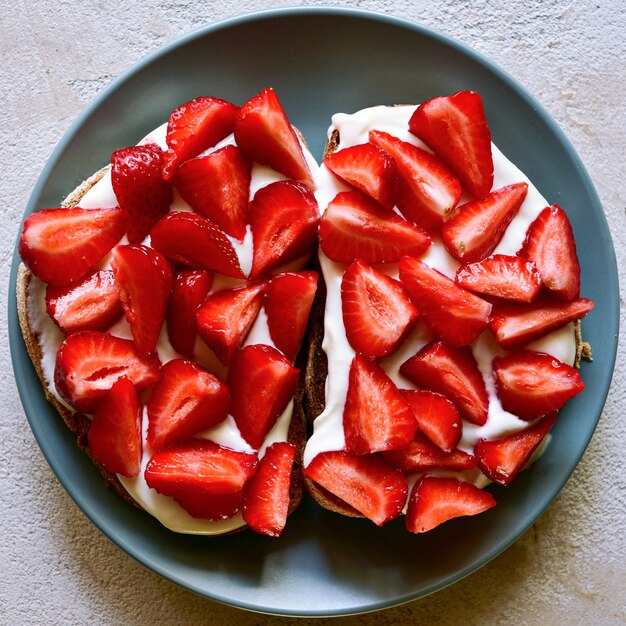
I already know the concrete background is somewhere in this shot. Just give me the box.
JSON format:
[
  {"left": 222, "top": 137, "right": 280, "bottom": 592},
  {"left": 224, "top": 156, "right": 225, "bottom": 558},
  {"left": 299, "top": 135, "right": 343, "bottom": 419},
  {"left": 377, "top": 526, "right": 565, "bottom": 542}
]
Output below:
[{"left": 1, "top": 1, "right": 624, "bottom": 624}]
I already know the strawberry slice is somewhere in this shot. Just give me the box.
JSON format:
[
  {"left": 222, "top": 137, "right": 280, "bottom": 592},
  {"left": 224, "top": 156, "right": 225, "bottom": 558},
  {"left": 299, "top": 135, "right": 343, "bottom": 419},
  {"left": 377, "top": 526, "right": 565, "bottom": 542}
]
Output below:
[
  {"left": 196, "top": 282, "right": 267, "bottom": 366},
  {"left": 150, "top": 211, "right": 244, "bottom": 278},
  {"left": 242, "top": 441, "right": 296, "bottom": 537},
  {"left": 399, "top": 257, "right": 492, "bottom": 347},
  {"left": 172, "top": 145, "right": 251, "bottom": 241},
  {"left": 406, "top": 476, "right": 496, "bottom": 533},
  {"left": 146, "top": 359, "right": 230, "bottom": 452},
  {"left": 475, "top": 411, "right": 558, "bottom": 486},
  {"left": 46, "top": 270, "right": 122, "bottom": 334},
  {"left": 54, "top": 331, "right": 161, "bottom": 413},
  {"left": 400, "top": 340, "right": 489, "bottom": 426},
  {"left": 87, "top": 377, "right": 142, "bottom": 478},
  {"left": 409, "top": 91, "right": 494, "bottom": 199},
  {"left": 304, "top": 450, "right": 408, "bottom": 526},
  {"left": 249, "top": 181, "right": 319, "bottom": 279},
  {"left": 519, "top": 204, "right": 581, "bottom": 301},
  {"left": 111, "top": 244, "right": 173, "bottom": 356},
  {"left": 319, "top": 190, "right": 431, "bottom": 264},
  {"left": 442, "top": 182, "right": 528, "bottom": 263},
  {"left": 343, "top": 355, "right": 417, "bottom": 455},
  {"left": 341, "top": 260, "right": 418, "bottom": 357},
  {"left": 493, "top": 350, "right": 584, "bottom": 420},
  {"left": 234, "top": 88, "right": 313, "bottom": 187},
  {"left": 369, "top": 129, "right": 461, "bottom": 229},
  {"left": 111, "top": 143, "right": 172, "bottom": 243},
  {"left": 456, "top": 254, "right": 542, "bottom": 303},
  {"left": 161, "top": 96, "right": 238, "bottom": 181},
  {"left": 228, "top": 345, "right": 300, "bottom": 450},
  {"left": 19, "top": 207, "right": 125, "bottom": 286},
  {"left": 265, "top": 271, "right": 318, "bottom": 361}
]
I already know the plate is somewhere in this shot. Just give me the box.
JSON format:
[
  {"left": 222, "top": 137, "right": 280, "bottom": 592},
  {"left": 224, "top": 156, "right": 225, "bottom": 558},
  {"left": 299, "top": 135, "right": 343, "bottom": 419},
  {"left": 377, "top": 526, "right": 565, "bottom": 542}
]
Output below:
[{"left": 9, "top": 7, "right": 619, "bottom": 617}]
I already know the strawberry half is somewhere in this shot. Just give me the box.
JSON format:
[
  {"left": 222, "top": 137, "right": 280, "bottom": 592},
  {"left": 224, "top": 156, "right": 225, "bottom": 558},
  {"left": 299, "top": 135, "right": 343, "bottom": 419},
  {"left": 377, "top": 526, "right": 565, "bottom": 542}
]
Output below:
[
  {"left": 304, "top": 450, "right": 408, "bottom": 526},
  {"left": 146, "top": 359, "right": 230, "bottom": 452},
  {"left": 19, "top": 207, "right": 125, "bottom": 286},
  {"left": 319, "top": 190, "right": 431, "bottom": 264},
  {"left": 343, "top": 355, "right": 417, "bottom": 455},
  {"left": 409, "top": 91, "right": 494, "bottom": 199},
  {"left": 341, "top": 259, "right": 418, "bottom": 357}
]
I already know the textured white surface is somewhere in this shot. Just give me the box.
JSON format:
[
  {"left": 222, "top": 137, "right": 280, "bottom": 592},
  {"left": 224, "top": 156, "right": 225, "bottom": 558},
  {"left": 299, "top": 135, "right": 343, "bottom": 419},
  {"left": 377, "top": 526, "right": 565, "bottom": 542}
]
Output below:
[{"left": 1, "top": 1, "right": 624, "bottom": 624}]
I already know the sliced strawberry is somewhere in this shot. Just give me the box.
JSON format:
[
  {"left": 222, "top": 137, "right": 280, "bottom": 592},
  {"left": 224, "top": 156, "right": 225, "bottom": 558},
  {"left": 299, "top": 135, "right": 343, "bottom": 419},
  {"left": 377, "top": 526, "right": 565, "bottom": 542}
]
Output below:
[
  {"left": 456, "top": 254, "right": 542, "bottom": 303},
  {"left": 234, "top": 88, "right": 313, "bottom": 187},
  {"left": 319, "top": 190, "right": 431, "bottom": 264},
  {"left": 54, "top": 331, "right": 161, "bottom": 413},
  {"left": 343, "top": 355, "right": 417, "bottom": 455},
  {"left": 146, "top": 359, "right": 230, "bottom": 452},
  {"left": 111, "top": 143, "right": 172, "bottom": 243},
  {"left": 304, "top": 450, "right": 407, "bottom": 526},
  {"left": 369, "top": 129, "right": 461, "bottom": 229},
  {"left": 172, "top": 145, "right": 251, "bottom": 241},
  {"left": 409, "top": 91, "right": 494, "bottom": 199},
  {"left": 406, "top": 476, "right": 496, "bottom": 533},
  {"left": 228, "top": 345, "right": 300, "bottom": 450},
  {"left": 46, "top": 270, "right": 122, "bottom": 334},
  {"left": 249, "top": 181, "right": 319, "bottom": 279},
  {"left": 341, "top": 260, "right": 418, "bottom": 357},
  {"left": 442, "top": 182, "right": 528, "bottom": 263},
  {"left": 265, "top": 271, "right": 318, "bottom": 360},
  {"left": 475, "top": 411, "right": 558, "bottom": 486},
  {"left": 150, "top": 211, "right": 244, "bottom": 278},
  {"left": 400, "top": 340, "right": 489, "bottom": 426},
  {"left": 172, "top": 488, "right": 246, "bottom": 521},
  {"left": 399, "top": 257, "right": 492, "bottom": 347},
  {"left": 196, "top": 282, "right": 267, "bottom": 365},
  {"left": 519, "top": 204, "right": 581, "bottom": 301},
  {"left": 242, "top": 442, "right": 296, "bottom": 536},
  {"left": 19, "top": 207, "right": 125, "bottom": 286},
  {"left": 111, "top": 244, "right": 173, "bottom": 356},
  {"left": 161, "top": 96, "right": 238, "bottom": 181},
  {"left": 493, "top": 350, "right": 584, "bottom": 420}
]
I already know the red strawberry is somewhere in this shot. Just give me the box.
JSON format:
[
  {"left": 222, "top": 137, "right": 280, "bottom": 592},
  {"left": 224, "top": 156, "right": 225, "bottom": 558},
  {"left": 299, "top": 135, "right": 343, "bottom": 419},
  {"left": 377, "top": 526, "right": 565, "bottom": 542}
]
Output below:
[
  {"left": 242, "top": 442, "right": 296, "bottom": 536},
  {"left": 409, "top": 91, "right": 494, "bottom": 199},
  {"left": 369, "top": 129, "right": 461, "bottom": 229},
  {"left": 173, "top": 145, "right": 251, "bottom": 241},
  {"left": 111, "top": 143, "right": 172, "bottom": 243},
  {"left": 228, "top": 345, "right": 300, "bottom": 450},
  {"left": 442, "top": 182, "right": 528, "bottom": 263},
  {"left": 249, "top": 181, "right": 319, "bottom": 279},
  {"left": 456, "top": 254, "right": 542, "bottom": 303},
  {"left": 319, "top": 190, "right": 431, "bottom": 264},
  {"left": 519, "top": 204, "right": 581, "bottom": 301},
  {"left": 111, "top": 244, "right": 173, "bottom": 356},
  {"left": 150, "top": 211, "right": 244, "bottom": 278},
  {"left": 399, "top": 257, "right": 492, "bottom": 347},
  {"left": 196, "top": 282, "right": 267, "bottom": 366},
  {"left": 493, "top": 350, "right": 584, "bottom": 420},
  {"left": 19, "top": 207, "right": 125, "bottom": 286},
  {"left": 146, "top": 359, "right": 230, "bottom": 452},
  {"left": 46, "top": 270, "right": 122, "bottom": 334},
  {"left": 406, "top": 476, "right": 496, "bottom": 533},
  {"left": 343, "top": 355, "right": 417, "bottom": 455},
  {"left": 265, "top": 271, "right": 318, "bottom": 361},
  {"left": 161, "top": 96, "right": 238, "bottom": 181},
  {"left": 400, "top": 340, "right": 489, "bottom": 426},
  {"left": 341, "top": 260, "right": 418, "bottom": 357},
  {"left": 304, "top": 450, "right": 408, "bottom": 526},
  {"left": 475, "top": 411, "right": 558, "bottom": 486},
  {"left": 234, "top": 88, "right": 314, "bottom": 187},
  {"left": 54, "top": 331, "right": 161, "bottom": 413},
  {"left": 87, "top": 377, "right": 142, "bottom": 478}
]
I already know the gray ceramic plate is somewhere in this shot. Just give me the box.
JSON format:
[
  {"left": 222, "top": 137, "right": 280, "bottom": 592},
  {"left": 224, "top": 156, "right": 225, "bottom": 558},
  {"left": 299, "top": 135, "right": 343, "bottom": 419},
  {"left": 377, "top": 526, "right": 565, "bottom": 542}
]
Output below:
[{"left": 9, "top": 7, "right": 619, "bottom": 617}]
